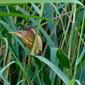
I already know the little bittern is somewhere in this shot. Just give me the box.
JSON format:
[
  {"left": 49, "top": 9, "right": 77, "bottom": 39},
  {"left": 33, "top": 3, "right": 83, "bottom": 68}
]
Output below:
[{"left": 10, "top": 27, "right": 42, "bottom": 55}]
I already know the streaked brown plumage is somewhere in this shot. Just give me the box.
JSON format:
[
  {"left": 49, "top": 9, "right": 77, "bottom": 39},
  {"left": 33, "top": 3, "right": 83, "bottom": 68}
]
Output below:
[{"left": 10, "top": 28, "right": 42, "bottom": 54}]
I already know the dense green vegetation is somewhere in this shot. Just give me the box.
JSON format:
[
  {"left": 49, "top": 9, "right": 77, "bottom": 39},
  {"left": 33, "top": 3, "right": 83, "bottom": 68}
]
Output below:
[{"left": 0, "top": 1, "right": 85, "bottom": 85}]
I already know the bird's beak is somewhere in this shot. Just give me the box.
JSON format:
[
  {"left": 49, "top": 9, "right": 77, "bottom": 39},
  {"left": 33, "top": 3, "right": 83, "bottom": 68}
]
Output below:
[
  {"left": 9, "top": 32, "right": 16, "bottom": 34},
  {"left": 9, "top": 32, "right": 22, "bottom": 38}
]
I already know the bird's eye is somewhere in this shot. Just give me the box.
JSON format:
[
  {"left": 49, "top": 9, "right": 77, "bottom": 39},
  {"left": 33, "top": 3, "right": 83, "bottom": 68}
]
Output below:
[{"left": 19, "top": 31, "right": 22, "bottom": 33}]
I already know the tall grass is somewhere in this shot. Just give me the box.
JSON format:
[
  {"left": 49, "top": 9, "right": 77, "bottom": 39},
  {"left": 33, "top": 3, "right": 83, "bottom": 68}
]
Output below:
[{"left": 0, "top": 1, "right": 85, "bottom": 85}]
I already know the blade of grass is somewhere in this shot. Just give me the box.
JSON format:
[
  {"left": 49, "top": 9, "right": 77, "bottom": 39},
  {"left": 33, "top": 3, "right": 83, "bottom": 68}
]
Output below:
[
  {"left": 0, "top": 0, "right": 84, "bottom": 7},
  {"left": 34, "top": 55, "right": 69, "bottom": 85}
]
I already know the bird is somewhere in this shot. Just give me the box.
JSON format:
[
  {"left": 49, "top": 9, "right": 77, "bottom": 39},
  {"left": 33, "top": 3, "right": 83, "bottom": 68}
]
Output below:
[{"left": 10, "top": 27, "right": 42, "bottom": 55}]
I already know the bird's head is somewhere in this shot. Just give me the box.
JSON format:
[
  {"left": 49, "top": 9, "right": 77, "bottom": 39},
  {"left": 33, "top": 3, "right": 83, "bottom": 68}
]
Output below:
[{"left": 9, "top": 28, "right": 35, "bottom": 40}]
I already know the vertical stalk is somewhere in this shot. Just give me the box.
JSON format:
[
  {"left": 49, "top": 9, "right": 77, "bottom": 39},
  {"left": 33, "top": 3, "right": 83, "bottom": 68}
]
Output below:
[
  {"left": 30, "top": 3, "right": 44, "bottom": 55},
  {"left": 73, "top": 10, "right": 85, "bottom": 78},
  {"left": 68, "top": 4, "right": 76, "bottom": 60}
]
